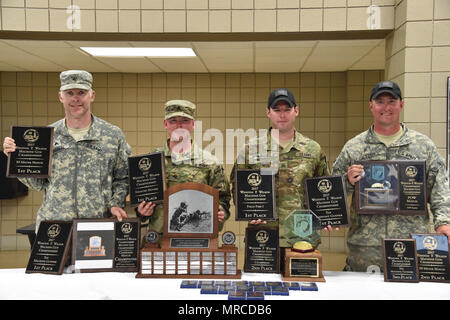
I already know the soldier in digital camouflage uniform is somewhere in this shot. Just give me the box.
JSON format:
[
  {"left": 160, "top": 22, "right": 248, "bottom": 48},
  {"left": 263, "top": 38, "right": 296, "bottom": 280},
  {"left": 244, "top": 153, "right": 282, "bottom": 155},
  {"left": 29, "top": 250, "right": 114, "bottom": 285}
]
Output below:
[
  {"left": 136, "top": 100, "right": 231, "bottom": 235},
  {"left": 332, "top": 81, "right": 450, "bottom": 272},
  {"left": 3, "top": 70, "right": 131, "bottom": 232},
  {"left": 230, "top": 88, "right": 330, "bottom": 249}
]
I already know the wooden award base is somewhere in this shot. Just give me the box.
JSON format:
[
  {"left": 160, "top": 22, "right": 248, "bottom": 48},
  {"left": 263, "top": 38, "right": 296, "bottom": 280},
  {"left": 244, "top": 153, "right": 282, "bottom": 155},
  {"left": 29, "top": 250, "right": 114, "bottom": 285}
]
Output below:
[
  {"left": 136, "top": 243, "right": 241, "bottom": 279},
  {"left": 282, "top": 248, "right": 326, "bottom": 282}
]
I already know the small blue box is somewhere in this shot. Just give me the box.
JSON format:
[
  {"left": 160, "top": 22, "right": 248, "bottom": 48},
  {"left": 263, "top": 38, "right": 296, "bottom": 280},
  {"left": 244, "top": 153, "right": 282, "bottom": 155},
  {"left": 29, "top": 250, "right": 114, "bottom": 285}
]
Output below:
[
  {"left": 200, "top": 285, "right": 218, "bottom": 294},
  {"left": 300, "top": 282, "right": 318, "bottom": 291},
  {"left": 180, "top": 280, "right": 198, "bottom": 289},
  {"left": 284, "top": 282, "right": 301, "bottom": 290},
  {"left": 271, "top": 286, "right": 289, "bottom": 296},
  {"left": 247, "top": 292, "right": 264, "bottom": 300},
  {"left": 228, "top": 291, "right": 247, "bottom": 300}
]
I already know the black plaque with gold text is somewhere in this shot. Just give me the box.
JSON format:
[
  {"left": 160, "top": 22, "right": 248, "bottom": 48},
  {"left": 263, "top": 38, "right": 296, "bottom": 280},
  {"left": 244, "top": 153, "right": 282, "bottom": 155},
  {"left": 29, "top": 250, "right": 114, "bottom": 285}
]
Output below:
[
  {"left": 114, "top": 219, "right": 140, "bottom": 271},
  {"left": 305, "top": 175, "right": 350, "bottom": 227},
  {"left": 26, "top": 221, "right": 72, "bottom": 275},
  {"left": 235, "top": 169, "right": 276, "bottom": 221},
  {"left": 244, "top": 227, "right": 279, "bottom": 273},
  {"left": 411, "top": 233, "right": 449, "bottom": 282},
  {"left": 290, "top": 257, "right": 319, "bottom": 277},
  {"left": 128, "top": 152, "right": 166, "bottom": 206},
  {"left": 383, "top": 239, "right": 419, "bottom": 282},
  {"left": 399, "top": 161, "right": 426, "bottom": 212},
  {"left": 7, "top": 126, "right": 54, "bottom": 178}
]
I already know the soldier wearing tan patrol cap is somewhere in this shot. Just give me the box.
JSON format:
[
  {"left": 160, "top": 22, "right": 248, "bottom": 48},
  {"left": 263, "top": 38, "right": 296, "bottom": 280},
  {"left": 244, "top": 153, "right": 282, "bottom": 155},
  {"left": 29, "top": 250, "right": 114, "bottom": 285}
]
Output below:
[
  {"left": 136, "top": 99, "right": 231, "bottom": 239},
  {"left": 3, "top": 70, "right": 131, "bottom": 231}
]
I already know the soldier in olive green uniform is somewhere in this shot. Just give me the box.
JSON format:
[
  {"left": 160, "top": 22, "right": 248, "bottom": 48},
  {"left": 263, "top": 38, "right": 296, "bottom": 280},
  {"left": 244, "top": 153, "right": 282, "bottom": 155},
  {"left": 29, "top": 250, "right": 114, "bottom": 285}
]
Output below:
[
  {"left": 3, "top": 70, "right": 131, "bottom": 232},
  {"left": 332, "top": 81, "right": 450, "bottom": 271},
  {"left": 230, "top": 88, "right": 330, "bottom": 248},
  {"left": 136, "top": 100, "right": 231, "bottom": 235}
]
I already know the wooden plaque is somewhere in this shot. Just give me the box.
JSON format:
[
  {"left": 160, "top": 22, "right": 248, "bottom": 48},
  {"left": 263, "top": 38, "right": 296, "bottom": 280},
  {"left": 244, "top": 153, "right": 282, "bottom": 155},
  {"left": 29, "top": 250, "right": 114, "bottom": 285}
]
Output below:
[
  {"left": 163, "top": 182, "right": 218, "bottom": 239},
  {"left": 26, "top": 220, "right": 72, "bottom": 275},
  {"left": 283, "top": 248, "right": 325, "bottom": 282},
  {"left": 136, "top": 245, "right": 241, "bottom": 279},
  {"left": 7, "top": 126, "right": 54, "bottom": 178}
]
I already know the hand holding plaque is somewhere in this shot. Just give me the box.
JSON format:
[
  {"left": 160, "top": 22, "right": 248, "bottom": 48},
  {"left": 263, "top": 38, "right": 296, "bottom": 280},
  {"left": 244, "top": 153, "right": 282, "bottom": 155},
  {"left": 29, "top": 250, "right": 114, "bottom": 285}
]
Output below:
[
  {"left": 7, "top": 126, "right": 54, "bottom": 178},
  {"left": 128, "top": 151, "right": 166, "bottom": 206},
  {"left": 305, "top": 175, "right": 350, "bottom": 228},
  {"left": 234, "top": 168, "right": 276, "bottom": 221},
  {"left": 355, "top": 160, "right": 426, "bottom": 215}
]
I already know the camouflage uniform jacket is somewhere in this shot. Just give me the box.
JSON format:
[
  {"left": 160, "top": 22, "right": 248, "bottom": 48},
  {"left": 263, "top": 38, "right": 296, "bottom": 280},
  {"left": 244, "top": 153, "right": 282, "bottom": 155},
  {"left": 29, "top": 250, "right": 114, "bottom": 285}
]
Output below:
[
  {"left": 332, "top": 124, "right": 450, "bottom": 247},
  {"left": 231, "top": 129, "right": 330, "bottom": 248},
  {"left": 141, "top": 141, "right": 231, "bottom": 233},
  {"left": 19, "top": 115, "right": 131, "bottom": 232}
]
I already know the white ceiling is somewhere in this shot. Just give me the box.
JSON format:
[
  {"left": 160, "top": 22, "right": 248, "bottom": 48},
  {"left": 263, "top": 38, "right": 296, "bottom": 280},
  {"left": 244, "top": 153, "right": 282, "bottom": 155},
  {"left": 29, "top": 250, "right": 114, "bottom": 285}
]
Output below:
[{"left": 0, "top": 39, "right": 385, "bottom": 73}]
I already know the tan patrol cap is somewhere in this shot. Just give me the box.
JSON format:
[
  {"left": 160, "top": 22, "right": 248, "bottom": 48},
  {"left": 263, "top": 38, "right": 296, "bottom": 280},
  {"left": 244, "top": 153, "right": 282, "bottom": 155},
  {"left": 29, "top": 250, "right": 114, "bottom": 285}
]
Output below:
[
  {"left": 59, "top": 70, "right": 93, "bottom": 91},
  {"left": 164, "top": 100, "right": 196, "bottom": 120}
]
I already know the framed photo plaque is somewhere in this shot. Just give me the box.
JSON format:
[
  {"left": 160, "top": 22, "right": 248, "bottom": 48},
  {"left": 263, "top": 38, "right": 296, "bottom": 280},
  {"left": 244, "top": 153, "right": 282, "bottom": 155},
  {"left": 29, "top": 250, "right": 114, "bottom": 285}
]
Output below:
[
  {"left": 71, "top": 218, "right": 140, "bottom": 273},
  {"left": 355, "top": 160, "right": 427, "bottom": 215}
]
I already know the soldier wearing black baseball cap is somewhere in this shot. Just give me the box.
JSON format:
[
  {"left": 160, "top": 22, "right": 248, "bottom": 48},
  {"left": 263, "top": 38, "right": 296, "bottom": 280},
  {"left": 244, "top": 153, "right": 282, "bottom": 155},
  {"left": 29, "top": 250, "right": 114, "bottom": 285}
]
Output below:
[
  {"left": 369, "top": 80, "right": 402, "bottom": 101},
  {"left": 267, "top": 88, "right": 297, "bottom": 108}
]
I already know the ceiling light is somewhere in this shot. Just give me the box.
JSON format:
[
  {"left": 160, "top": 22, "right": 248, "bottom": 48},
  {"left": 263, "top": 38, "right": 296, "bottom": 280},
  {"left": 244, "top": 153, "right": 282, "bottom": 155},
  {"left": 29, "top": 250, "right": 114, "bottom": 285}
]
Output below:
[{"left": 80, "top": 47, "right": 196, "bottom": 57}]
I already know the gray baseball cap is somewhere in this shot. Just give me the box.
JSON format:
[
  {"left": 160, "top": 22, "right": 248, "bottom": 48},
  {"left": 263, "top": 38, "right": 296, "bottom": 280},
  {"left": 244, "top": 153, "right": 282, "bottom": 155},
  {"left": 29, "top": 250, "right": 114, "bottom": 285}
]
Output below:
[
  {"left": 59, "top": 70, "right": 93, "bottom": 91},
  {"left": 370, "top": 81, "right": 402, "bottom": 101},
  {"left": 268, "top": 88, "right": 297, "bottom": 108}
]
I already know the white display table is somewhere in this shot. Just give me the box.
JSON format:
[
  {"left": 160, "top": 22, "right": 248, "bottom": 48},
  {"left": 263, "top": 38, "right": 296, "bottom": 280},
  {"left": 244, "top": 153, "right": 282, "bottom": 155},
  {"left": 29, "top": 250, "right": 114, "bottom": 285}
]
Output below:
[{"left": 0, "top": 268, "right": 448, "bottom": 300}]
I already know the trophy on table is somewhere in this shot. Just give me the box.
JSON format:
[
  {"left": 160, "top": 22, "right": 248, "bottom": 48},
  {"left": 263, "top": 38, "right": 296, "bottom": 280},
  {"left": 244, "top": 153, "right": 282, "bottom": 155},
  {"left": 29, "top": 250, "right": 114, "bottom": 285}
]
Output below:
[{"left": 282, "top": 209, "right": 325, "bottom": 282}]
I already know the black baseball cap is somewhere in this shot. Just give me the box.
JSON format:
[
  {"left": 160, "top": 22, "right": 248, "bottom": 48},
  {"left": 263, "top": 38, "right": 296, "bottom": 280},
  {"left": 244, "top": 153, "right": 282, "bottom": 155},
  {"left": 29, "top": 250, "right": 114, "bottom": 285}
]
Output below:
[
  {"left": 370, "top": 81, "right": 402, "bottom": 101},
  {"left": 267, "top": 88, "right": 297, "bottom": 108}
]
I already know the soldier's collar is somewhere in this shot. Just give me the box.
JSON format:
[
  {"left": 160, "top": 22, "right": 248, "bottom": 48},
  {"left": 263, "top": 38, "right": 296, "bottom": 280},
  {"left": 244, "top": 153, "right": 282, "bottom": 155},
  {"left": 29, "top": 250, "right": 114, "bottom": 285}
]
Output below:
[
  {"left": 164, "top": 139, "right": 197, "bottom": 159},
  {"left": 267, "top": 128, "right": 305, "bottom": 152},
  {"left": 366, "top": 123, "right": 411, "bottom": 146}
]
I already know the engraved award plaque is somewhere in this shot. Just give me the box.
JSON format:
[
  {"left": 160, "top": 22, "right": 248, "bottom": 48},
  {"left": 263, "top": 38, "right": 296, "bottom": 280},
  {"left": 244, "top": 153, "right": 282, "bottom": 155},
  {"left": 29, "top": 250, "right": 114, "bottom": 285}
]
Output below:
[
  {"left": 356, "top": 160, "right": 426, "bottom": 215},
  {"left": 72, "top": 218, "right": 140, "bottom": 273},
  {"left": 26, "top": 221, "right": 72, "bottom": 275},
  {"left": 305, "top": 175, "right": 350, "bottom": 228},
  {"left": 244, "top": 227, "right": 279, "bottom": 273},
  {"left": 7, "top": 126, "right": 54, "bottom": 178},
  {"left": 113, "top": 220, "right": 140, "bottom": 271},
  {"left": 128, "top": 151, "right": 166, "bottom": 206},
  {"left": 136, "top": 182, "right": 240, "bottom": 279},
  {"left": 282, "top": 209, "right": 325, "bottom": 282},
  {"left": 383, "top": 238, "right": 419, "bottom": 282},
  {"left": 411, "top": 233, "right": 449, "bottom": 282},
  {"left": 234, "top": 168, "right": 276, "bottom": 221}
]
